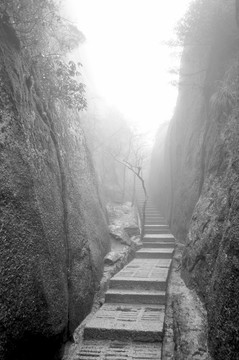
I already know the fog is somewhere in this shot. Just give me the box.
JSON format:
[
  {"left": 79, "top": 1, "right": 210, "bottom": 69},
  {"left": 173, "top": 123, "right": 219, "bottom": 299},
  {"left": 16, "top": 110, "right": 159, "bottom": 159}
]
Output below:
[{"left": 62, "top": 0, "right": 192, "bottom": 138}]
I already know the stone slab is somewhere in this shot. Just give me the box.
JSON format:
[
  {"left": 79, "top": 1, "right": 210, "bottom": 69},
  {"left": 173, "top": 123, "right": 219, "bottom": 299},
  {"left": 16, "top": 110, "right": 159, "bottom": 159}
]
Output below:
[
  {"left": 144, "top": 208, "right": 162, "bottom": 211},
  {"left": 114, "top": 260, "right": 170, "bottom": 277},
  {"left": 144, "top": 234, "right": 175, "bottom": 240},
  {"left": 136, "top": 248, "right": 174, "bottom": 259},
  {"left": 145, "top": 221, "right": 168, "bottom": 225},
  {"left": 84, "top": 303, "right": 165, "bottom": 342},
  {"left": 76, "top": 340, "right": 162, "bottom": 360},
  {"left": 144, "top": 212, "right": 162, "bottom": 215},
  {"left": 109, "top": 277, "right": 168, "bottom": 291},
  {"left": 110, "top": 265, "right": 169, "bottom": 290},
  {"left": 142, "top": 242, "right": 175, "bottom": 249},
  {"left": 145, "top": 224, "right": 169, "bottom": 227},
  {"left": 105, "top": 288, "right": 166, "bottom": 304},
  {"left": 145, "top": 221, "right": 167, "bottom": 225},
  {"left": 144, "top": 209, "right": 162, "bottom": 212},
  {"left": 145, "top": 213, "right": 164, "bottom": 216},
  {"left": 144, "top": 229, "right": 171, "bottom": 234},
  {"left": 143, "top": 238, "right": 174, "bottom": 243},
  {"left": 144, "top": 234, "right": 175, "bottom": 238},
  {"left": 120, "top": 258, "right": 172, "bottom": 270},
  {"left": 145, "top": 215, "right": 165, "bottom": 218},
  {"left": 145, "top": 225, "right": 169, "bottom": 231}
]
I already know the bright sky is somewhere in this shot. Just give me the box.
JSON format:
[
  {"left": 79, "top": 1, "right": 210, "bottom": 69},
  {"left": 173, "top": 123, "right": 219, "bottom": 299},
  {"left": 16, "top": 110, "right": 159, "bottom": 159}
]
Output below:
[{"left": 63, "top": 0, "right": 192, "bottom": 134}]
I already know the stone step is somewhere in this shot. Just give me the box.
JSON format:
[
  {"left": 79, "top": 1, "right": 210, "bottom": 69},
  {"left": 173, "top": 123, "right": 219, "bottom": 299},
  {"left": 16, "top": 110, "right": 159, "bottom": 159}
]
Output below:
[
  {"left": 144, "top": 207, "right": 162, "bottom": 210},
  {"left": 77, "top": 340, "right": 162, "bottom": 360},
  {"left": 109, "top": 266, "right": 169, "bottom": 291},
  {"left": 145, "top": 222, "right": 167, "bottom": 226},
  {"left": 145, "top": 224, "right": 168, "bottom": 227},
  {"left": 144, "top": 229, "right": 171, "bottom": 234},
  {"left": 145, "top": 215, "right": 165, "bottom": 219},
  {"left": 144, "top": 234, "right": 175, "bottom": 242},
  {"left": 143, "top": 229, "right": 170, "bottom": 235},
  {"left": 145, "top": 225, "right": 169, "bottom": 230},
  {"left": 142, "top": 241, "right": 175, "bottom": 248},
  {"left": 80, "top": 203, "right": 175, "bottom": 354},
  {"left": 144, "top": 208, "right": 161, "bottom": 211},
  {"left": 84, "top": 303, "right": 165, "bottom": 342},
  {"left": 141, "top": 207, "right": 161, "bottom": 210},
  {"left": 139, "top": 207, "right": 161, "bottom": 210},
  {"left": 144, "top": 206, "right": 160, "bottom": 208},
  {"left": 145, "top": 213, "right": 165, "bottom": 221},
  {"left": 109, "top": 277, "right": 167, "bottom": 291},
  {"left": 136, "top": 248, "right": 174, "bottom": 259},
  {"left": 145, "top": 216, "right": 165, "bottom": 219},
  {"left": 144, "top": 211, "right": 162, "bottom": 214},
  {"left": 143, "top": 239, "right": 175, "bottom": 245},
  {"left": 145, "top": 205, "right": 160, "bottom": 208},
  {"left": 145, "top": 220, "right": 168, "bottom": 225},
  {"left": 105, "top": 288, "right": 166, "bottom": 304},
  {"left": 139, "top": 204, "right": 158, "bottom": 208},
  {"left": 144, "top": 214, "right": 163, "bottom": 217},
  {"left": 145, "top": 222, "right": 166, "bottom": 225},
  {"left": 145, "top": 210, "right": 163, "bottom": 213},
  {"left": 145, "top": 224, "right": 168, "bottom": 228},
  {"left": 118, "top": 258, "right": 172, "bottom": 270},
  {"left": 145, "top": 213, "right": 165, "bottom": 220},
  {"left": 112, "top": 257, "right": 172, "bottom": 270}
]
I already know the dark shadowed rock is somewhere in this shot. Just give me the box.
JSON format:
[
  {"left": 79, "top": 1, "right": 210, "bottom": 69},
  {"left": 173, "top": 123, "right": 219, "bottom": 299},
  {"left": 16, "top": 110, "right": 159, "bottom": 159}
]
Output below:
[
  {"left": 0, "top": 23, "right": 110, "bottom": 360},
  {"left": 124, "top": 225, "right": 140, "bottom": 237},
  {"left": 104, "top": 251, "right": 122, "bottom": 265}
]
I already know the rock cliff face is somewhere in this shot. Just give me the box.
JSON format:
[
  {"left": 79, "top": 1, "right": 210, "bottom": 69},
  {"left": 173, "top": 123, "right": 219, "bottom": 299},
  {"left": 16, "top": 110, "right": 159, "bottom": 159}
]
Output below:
[
  {"left": 151, "top": 2, "right": 239, "bottom": 359},
  {"left": 0, "top": 21, "right": 110, "bottom": 360}
]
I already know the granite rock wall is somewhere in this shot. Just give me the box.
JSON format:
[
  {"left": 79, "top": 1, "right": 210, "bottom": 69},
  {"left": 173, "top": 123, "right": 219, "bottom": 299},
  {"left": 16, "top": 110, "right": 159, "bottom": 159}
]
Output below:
[
  {"left": 151, "top": 2, "right": 239, "bottom": 358},
  {"left": 0, "top": 20, "right": 110, "bottom": 360}
]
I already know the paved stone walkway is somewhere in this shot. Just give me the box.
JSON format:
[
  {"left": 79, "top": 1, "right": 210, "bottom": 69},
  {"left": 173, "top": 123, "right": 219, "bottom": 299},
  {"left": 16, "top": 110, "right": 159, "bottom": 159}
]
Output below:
[{"left": 75, "top": 199, "right": 175, "bottom": 359}]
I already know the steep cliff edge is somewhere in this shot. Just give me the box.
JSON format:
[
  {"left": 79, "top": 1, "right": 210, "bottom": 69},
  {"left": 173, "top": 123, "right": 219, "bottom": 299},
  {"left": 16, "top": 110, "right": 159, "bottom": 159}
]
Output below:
[
  {"left": 0, "top": 19, "right": 110, "bottom": 360},
  {"left": 151, "top": 2, "right": 239, "bottom": 359}
]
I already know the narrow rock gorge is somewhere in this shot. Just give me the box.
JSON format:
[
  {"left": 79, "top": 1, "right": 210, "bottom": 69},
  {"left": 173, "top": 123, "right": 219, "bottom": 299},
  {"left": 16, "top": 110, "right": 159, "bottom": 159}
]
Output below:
[
  {"left": 151, "top": 1, "right": 239, "bottom": 359},
  {"left": 0, "top": 16, "right": 110, "bottom": 360},
  {"left": 1, "top": 1, "right": 239, "bottom": 360}
]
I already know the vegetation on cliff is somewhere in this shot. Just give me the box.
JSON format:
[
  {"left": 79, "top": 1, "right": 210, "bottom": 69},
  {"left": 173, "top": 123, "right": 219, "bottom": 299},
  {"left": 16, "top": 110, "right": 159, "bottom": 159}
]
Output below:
[{"left": 0, "top": 0, "right": 87, "bottom": 111}]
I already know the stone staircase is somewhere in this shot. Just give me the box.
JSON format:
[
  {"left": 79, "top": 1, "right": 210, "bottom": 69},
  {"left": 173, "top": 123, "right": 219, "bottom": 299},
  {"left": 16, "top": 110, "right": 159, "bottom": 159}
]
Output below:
[{"left": 75, "top": 198, "right": 175, "bottom": 359}]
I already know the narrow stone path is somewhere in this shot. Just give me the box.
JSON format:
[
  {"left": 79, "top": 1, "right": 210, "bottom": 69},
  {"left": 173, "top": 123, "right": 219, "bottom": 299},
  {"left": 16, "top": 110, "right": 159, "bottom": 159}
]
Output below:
[{"left": 75, "top": 199, "right": 175, "bottom": 359}]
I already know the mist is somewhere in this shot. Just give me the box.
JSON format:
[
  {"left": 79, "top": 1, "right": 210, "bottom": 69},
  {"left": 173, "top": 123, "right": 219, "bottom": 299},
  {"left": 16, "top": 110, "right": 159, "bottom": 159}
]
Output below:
[{"left": 61, "top": 0, "right": 191, "bottom": 137}]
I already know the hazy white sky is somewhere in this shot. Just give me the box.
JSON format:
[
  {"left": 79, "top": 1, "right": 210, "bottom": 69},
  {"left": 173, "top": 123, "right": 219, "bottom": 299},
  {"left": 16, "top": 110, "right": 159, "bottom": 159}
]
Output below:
[{"left": 63, "top": 0, "right": 192, "bottom": 134}]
